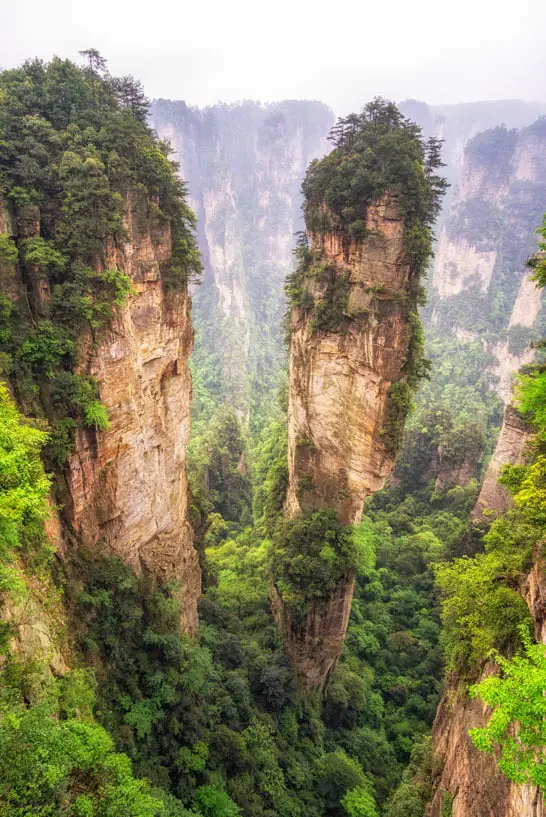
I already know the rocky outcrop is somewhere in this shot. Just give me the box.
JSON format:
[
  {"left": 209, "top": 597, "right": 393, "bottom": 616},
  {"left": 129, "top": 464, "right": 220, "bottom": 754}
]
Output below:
[
  {"left": 428, "top": 671, "right": 542, "bottom": 817},
  {"left": 2, "top": 193, "right": 201, "bottom": 635},
  {"left": 150, "top": 100, "right": 334, "bottom": 417},
  {"left": 472, "top": 405, "right": 533, "bottom": 522},
  {"left": 270, "top": 573, "right": 355, "bottom": 691},
  {"left": 276, "top": 193, "right": 420, "bottom": 690},
  {"left": 285, "top": 197, "right": 414, "bottom": 524},
  {"left": 434, "top": 459, "right": 477, "bottom": 492},
  {"left": 63, "top": 193, "right": 200, "bottom": 633}
]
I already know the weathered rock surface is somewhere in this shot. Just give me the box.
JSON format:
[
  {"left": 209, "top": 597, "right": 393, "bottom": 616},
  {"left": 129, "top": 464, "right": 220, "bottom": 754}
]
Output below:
[
  {"left": 472, "top": 405, "right": 533, "bottom": 522},
  {"left": 428, "top": 118, "right": 546, "bottom": 404},
  {"left": 431, "top": 229, "right": 497, "bottom": 298},
  {"left": 270, "top": 574, "right": 355, "bottom": 691},
  {"left": 64, "top": 193, "right": 200, "bottom": 633},
  {"left": 285, "top": 197, "right": 413, "bottom": 524},
  {"left": 277, "top": 195, "right": 417, "bottom": 690},
  {"left": 434, "top": 458, "right": 477, "bottom": 492},
  {"left": 2, "top": 193, "right": 200, "bottom": 634},
  {"left": 428, "top": 669, "right": 542, "bottom": 817}
]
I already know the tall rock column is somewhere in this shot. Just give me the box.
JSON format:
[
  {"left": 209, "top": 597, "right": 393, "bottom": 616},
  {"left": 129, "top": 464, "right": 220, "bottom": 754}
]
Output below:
[
  {"left": 285, "top": 195, "right": 415, "bottom": 524},
  {"left": 62, "top": 192, "right": 201, "bottom": 634},
  {"left": 272, "top": 100, "right": 447, "bottom": 691},
  {"left": 2, "top": 191, "right": 201, "bottom": 635}
]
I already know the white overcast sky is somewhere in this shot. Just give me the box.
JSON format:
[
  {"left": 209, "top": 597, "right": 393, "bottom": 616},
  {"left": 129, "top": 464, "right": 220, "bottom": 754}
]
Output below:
[{"left": 1, "top": 0, "right": 545, "bottom": 114}]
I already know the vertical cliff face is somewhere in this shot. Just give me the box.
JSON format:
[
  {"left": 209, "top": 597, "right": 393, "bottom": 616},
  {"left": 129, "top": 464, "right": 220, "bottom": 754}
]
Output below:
[
  {"left": 429, "top": 406, "right": 542, "bottom": 817},
  {"left": 272, "top": 102, "right": 446, "bottom": 691},
  {"left": 428, "top": 674, "right": 542, "bottom": 817},
  {"left": 429, "top": 564, "right": 546, "bottom": 817},
  {"left": 150, "top": 100, "right": 333, "bottom": 417},
  {"left": 63, "top": 193, "right": 200, "bottom": 633},
  {"left": 472, "top": 404, "right": 534, "bottom": 523},
  {"left": 285, "top": 196, "right": 414, "bottom": 524},
  {"left": 1, "top": 193, "right": 201, "bottom": 635},
  {"left": 427, "top": 119, "right": 546, "bottom": 403}
]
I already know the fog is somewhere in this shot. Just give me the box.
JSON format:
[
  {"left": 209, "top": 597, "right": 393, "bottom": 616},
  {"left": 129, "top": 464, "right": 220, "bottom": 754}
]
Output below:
[{"left": 1, "top": 0, "right": 545, "bottom": 112}]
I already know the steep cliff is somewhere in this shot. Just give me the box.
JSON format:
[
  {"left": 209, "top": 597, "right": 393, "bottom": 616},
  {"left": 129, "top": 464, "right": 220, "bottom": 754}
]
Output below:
[
  {"left": 430, "top": 399, "right": 540, "bottom": 817},
  {"left": 272, "top": 101, "right": 446, "bottom": 690},
  {"left": 150, "top": 99, "right": 333, "bottom": 418},
  {"left": 428, "top": 675, "right": 542, "bottom": 817},
  {"left": 399, "top": 99, "right": 546, "bottom": 193},
  {"left": 427, "top": 119, "right": 546, "bottom": 403},
  {"left": 1, "top": 189, "right": 201, "bottom": 633},
  {"left": 285, "top": 195, "right": 416, "bottom": 524},
  {"left": 65, "top": 193, "right": 200, "bottom": 632},
  {"left": 0, "top": 59, "right": 202, "bottom": 634},
  {"left": 472, "top": 404, "right": 534, "bottom": 523}
]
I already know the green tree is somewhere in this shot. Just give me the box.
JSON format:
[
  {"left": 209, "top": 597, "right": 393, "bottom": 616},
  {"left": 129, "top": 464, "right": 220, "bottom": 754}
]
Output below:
[
  {"left": 193, "top": 786, "right": 241, "bottom": 817},
  {"left": 469, "top": 629, "right": 546, "bottom": 788},
  {"left": 341, "top": 787, "right": 379, "bottom": 817},
  {"left": 0, "top": 669, "right": 168, "bottom": 816},
  {"left": 0, "top": 382, "right": 50, "bottom": 615}
]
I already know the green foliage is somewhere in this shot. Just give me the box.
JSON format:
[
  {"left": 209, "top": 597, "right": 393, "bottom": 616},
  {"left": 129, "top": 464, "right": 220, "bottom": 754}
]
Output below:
[
  {"left": 465, "top": 125, "right": 518, "bottom": 172},
  {"left": 469, "top": 628, "right": 546, "bottom": 789},
  {"left": 434, "top": 546, "right": 532, "bottom": 675},
  {"left": 0, "top": 233, "right": 18, "bottom": 265},
  {"left": 383, "top": 382, "right": 414, "bottom": 456},
  {"left": 73, "top": 552, "right": 311, "bottom": 816},
  {"left": 383, "top": 737, "right": 432, "bottom": 817},
  {"left": 516, "top": 367, "right": 546, "bottom": 438},
  {"left": 193, "top": 786, "right": 241, "bottom": 817},
  {"left": 21, "top": 235, "right": 66, "bottom": 272},
  {"left": 0, "top": 665, "right": 170, "bottom": 817},
  {"left": 84, "top": 399, "right": 110, "bottom": 430},
  {"left": 251, "top": 412, "right": 288, "bottom": 527},
  {"left": 316, "top": 749, "right": 371, "bottom": 815},
  {"left": 341, "top": 787, "right": 379, "bottom": 817},
  {"left": 271, "top": 511, "right": 369, "bottom": 617},
  {"left": 302, "top": 99, "right": 446, "bottom": 262},
  {"left": 188, "top": 406, "right": 252, "bottom": 524},
  {"left": 0, "top": 382, "right": 50, "bottom": 618}
]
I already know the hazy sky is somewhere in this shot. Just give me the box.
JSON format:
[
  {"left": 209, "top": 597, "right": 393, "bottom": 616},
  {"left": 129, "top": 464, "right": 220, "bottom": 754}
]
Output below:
[{"left": 2, "top": 0, "right": 545, "bottom": 114}]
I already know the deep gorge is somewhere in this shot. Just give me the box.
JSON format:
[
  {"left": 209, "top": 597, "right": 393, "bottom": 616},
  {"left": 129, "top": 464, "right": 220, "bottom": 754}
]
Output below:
[{"left": 1, "top": 54, "right": 546, "bottom": 817}]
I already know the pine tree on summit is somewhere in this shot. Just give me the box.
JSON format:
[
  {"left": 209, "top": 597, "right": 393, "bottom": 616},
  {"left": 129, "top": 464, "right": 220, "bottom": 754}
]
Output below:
[
  {"left": 112, "top": 75, "right": 150, "bottom": 123},
  {"left": 79, "top": 47, "right": 108, "bottom": 107}
]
